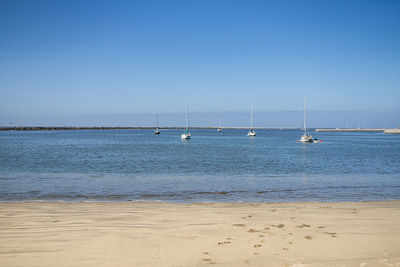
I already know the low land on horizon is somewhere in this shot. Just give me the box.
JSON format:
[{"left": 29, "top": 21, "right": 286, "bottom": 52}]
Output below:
[
  {"left": 0, "top": 201, "right": 399, "bottom": 266},
  {"left": 0, "top": 126, "right": 388, "bottom": 131}
]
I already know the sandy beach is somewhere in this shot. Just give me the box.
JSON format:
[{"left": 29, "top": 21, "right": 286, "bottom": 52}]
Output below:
[{"left": 0, "top": 201, "right": 399, "bottom": 267}]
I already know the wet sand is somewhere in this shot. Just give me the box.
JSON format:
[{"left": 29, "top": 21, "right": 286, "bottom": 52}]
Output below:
[{"left": 0, "top": 201, "right": 399, "bottom": 266}]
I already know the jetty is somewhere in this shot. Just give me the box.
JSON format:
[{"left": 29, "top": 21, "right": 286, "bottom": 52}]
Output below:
[
  {"left": 383, "top": 128, "right": 400, "bottom": 134},
  {"left": 315, "top": 128, "right": 384, "bottom": 132},
  {"left": 2, "top": 127, "right": 399, "bottom": 133}
]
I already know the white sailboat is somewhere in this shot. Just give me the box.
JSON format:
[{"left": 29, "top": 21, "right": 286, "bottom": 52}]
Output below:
[
  {"left": 181, "top": 105, "right": 191, "bottom": 139},
  {"left": 154, "top": 113, "right": 160, "bottom": 134},
  {"left": 217, "top": 117, "right": 222, "bottom": 132},
  {"left": 247, "top": 104, "right": 256, "bottom": 137},
  {"left": 299, "top": 98, "right": 318, "bottom": 143}
]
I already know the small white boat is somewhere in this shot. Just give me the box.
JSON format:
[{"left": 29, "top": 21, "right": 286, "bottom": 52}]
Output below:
[
  {"left": 298, "top": 98, "right": 319, "bottom": 143},
  {"left": 154, "top": 113, "right": 160, "bottom": 135},
  {"left": 181, "top": 132, "right": 191, "bottom": 139},
  {"left": 247, "top": 104, "right": 256, "bottom": 137},
  {"left": 181, "top": 105, "right": 191, "bottom": 139},
  {"left": 247, "top": 130, "right": 256, "bottom": 137},
  {"left": 300, "top": 134, "right": 314, "bottom": 143}
]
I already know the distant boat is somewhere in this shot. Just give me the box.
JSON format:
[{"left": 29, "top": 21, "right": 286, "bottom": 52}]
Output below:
[
  {"left": 181, "top": 105, "right": 191, "bottom": 139},
  {"left": 217, "top": 117, "right": 222, "bottom": 132},
  {"left": 299, "top": 98, "right": 319, "bottom": 143},
  {"left": 154, "top": 113, "right": 160, "bottom": 135},
  {"left": 247, "top": 104, "right": 256, "bottom": 137}
]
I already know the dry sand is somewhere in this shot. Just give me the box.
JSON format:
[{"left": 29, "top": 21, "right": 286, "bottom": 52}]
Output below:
[{"left": 0, "top": 201, "right": 399, "bottom": 267}]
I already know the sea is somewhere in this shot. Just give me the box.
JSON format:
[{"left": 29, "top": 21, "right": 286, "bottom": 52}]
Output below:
[{"left": 0, "top": 129, "right": 399, "bottom": 202}]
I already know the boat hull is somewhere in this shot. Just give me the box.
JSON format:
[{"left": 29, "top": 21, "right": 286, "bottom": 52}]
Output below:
[
  {"left": 247, "top": 130, "right": 256, "bottom": 137},
  {"left": 300, "top": 135, "right": 314, "bottom": 143},
  {"left": 181, "top": 133, "right": 191, "bottom": 139}
]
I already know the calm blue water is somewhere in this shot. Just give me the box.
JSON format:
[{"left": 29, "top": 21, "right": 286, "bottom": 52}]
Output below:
[{"left": 0, "top": 129, "right": 399, "bottom": 202}]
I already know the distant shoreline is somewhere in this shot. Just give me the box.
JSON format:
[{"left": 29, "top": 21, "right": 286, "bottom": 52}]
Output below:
[
  {"left": 0, "top": 126, "right": 389, "bottom": 131},
  {"left": 315, "top": 128, "right": 385, "bottom": 132},
  {"left": 0, "top": 126, "right": 300, "bottom": 131}
]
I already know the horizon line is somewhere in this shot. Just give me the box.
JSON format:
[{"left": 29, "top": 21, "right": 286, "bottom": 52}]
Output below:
[{"left": 0, "top": 126, "right": 389, "bottom": 131}]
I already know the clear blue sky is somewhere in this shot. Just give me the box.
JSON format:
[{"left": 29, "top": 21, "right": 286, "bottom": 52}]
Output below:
[{"left": 1, "top": 0, "right": 399, "bottom": 126}]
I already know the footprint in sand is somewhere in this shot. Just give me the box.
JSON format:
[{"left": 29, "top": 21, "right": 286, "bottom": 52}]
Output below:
[
  {"left": 304, "top": 235, "right": 313, "bottom": 240},
  {"left": 324, "top": 232, "right": 337, "bottom": 238},
  {"left": 296, "top": 224, "right": 311, "bottom": 228},
  {"left": 233, "top": 223, "right": 246, "bottom": 227},
  {"left": 202, "top": 258, "right": 216, "bottom": 264},
  {"left": 272, "top": 224, "right": 285, "bottom": 229},
  {"left": 254, "top": 244, "right": 262, "bottom": 248}
]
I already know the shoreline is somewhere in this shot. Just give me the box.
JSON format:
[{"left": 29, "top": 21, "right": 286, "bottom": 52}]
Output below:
[
  {"left": 1, "top": 199, "right": 400, "bottom": 203},
  {"left": 1, "top": 201, "right": 399, "bottom": 266}
]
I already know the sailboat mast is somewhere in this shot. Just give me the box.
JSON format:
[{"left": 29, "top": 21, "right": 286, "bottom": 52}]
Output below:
[
  {"left": 250, "top": 104, "right": 253, "bottom": 130},
  {"left": 186, "top": 105, "right": 189, "bottom": 132},
  {"left": 156, "top": 113, "right": 159, "bottom": 129},
  {"left": 219, "top": 117, "right": 221, "bottom": 128},
  {"left": 304, "top": 98, "right": 307, "bottom": 135}
]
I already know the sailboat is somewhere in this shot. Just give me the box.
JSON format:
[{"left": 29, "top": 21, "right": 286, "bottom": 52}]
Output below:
[
  {"left": 247, "top": 104, "right": 256, "bottom": 137},
  {"left": 299, "top": 98, "right": 318, "bottom": 143},
  {"left": 217, "top": 117, "right": 222, "bottom": 132},
  {"left": 154, "top": 113, "right": 160, "bottom": 135},
  {"left": 181, "top": 105, "right": 191, "bottom": 139}
]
